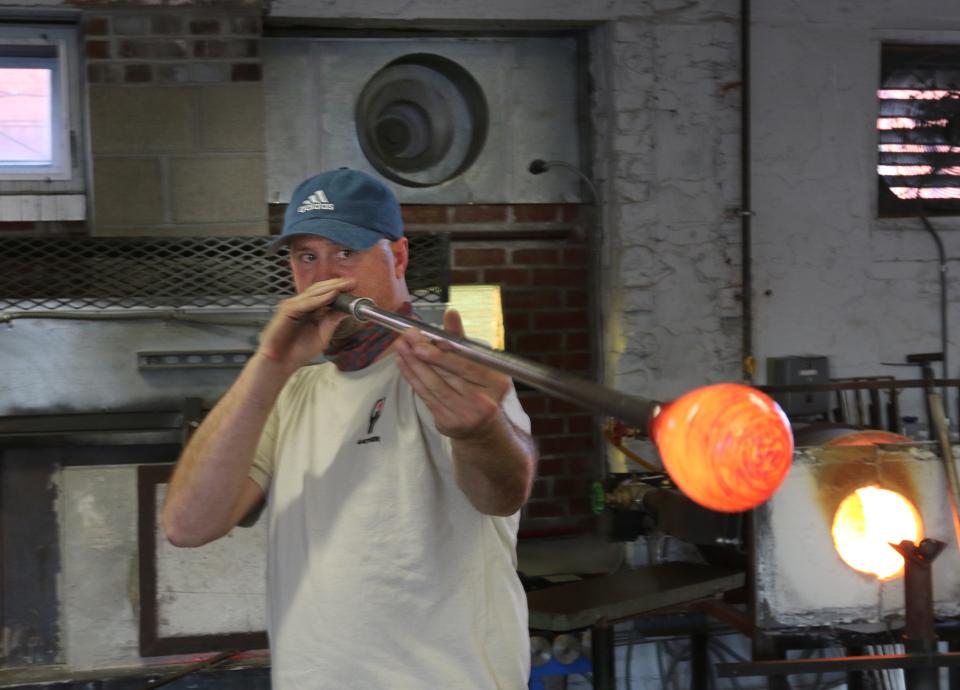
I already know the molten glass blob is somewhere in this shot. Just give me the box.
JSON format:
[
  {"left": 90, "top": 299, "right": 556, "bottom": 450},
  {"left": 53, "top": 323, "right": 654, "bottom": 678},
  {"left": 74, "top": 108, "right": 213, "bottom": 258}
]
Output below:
[
  {"left": 832, "top": 486, "right": 923, "bottom": 580},
  {"left": 824, "top": 430, "right": 912, "bottom": 447},
  {"left": 650, "top": 383, "right": 794, "bottom": 513}
]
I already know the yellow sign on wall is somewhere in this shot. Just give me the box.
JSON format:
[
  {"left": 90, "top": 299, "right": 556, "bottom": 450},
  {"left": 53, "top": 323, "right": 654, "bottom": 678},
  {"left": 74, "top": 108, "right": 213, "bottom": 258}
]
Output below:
[{"left": 447, "top": 285, "right": 504, "bottom": 350}]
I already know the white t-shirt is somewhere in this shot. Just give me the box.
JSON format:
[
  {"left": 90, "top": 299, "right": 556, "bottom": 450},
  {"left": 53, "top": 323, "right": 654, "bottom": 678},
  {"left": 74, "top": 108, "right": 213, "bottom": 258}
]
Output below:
[{"left": 250, "top": 352, "right": 531, "bottom": 690}]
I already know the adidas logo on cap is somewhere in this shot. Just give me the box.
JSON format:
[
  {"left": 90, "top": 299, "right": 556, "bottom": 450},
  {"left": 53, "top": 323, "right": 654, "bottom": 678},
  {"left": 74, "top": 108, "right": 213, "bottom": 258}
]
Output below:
[{"left": 297, "top": 189, "right": 335, "bottom": 213}]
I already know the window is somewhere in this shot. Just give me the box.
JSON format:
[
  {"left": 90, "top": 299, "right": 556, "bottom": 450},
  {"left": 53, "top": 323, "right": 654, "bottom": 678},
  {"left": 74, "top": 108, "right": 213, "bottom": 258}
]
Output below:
[
  {"left": 0, "top": 24, "right": 79, "bottom": 181},
  {"left": 878, "top": 44, "right": 960, "bottom": 217}
]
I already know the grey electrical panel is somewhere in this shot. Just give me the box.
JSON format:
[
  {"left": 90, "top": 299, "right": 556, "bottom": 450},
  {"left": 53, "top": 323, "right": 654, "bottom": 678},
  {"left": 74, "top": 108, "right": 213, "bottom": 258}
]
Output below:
[{"left": 766, "top": 355, "right": 831, "bottom": 418}]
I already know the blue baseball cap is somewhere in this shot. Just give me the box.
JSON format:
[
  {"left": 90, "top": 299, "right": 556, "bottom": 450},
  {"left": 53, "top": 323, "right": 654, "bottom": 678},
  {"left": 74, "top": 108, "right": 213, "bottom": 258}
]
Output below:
[{"left": 268, "top": 168, "right": 403, "bottom": 254}]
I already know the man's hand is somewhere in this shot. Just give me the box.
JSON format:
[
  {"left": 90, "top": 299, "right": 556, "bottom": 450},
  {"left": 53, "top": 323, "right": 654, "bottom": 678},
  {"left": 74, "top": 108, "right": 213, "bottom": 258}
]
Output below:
[
  {"left": 393, "top": 309, "right": 510, "bottom": 440},
  {"left": 394, "top": 309, "right": 536, "bottom": 515},
  {"left": 257, "top": 277, "right": 357, "bottom": 371}
]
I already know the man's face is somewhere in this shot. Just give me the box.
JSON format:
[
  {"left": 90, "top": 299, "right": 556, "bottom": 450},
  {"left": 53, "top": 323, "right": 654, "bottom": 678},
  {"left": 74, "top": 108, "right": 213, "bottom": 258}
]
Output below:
[{"left": 288, "top": 235, "right": 409, "bottom": 313}]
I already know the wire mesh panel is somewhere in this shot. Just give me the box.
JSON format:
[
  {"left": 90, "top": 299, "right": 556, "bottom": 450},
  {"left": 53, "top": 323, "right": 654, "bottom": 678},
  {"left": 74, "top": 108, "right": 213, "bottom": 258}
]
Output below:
[{"left": 0, "top": 234, "right": 449, "bottom": 311}]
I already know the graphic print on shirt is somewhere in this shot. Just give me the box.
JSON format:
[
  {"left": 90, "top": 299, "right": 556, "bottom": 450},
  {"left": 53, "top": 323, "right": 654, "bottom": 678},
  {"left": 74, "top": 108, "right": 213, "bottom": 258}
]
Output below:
[{"left": 357, "top": 396, "right": 386, "bottom": 445}]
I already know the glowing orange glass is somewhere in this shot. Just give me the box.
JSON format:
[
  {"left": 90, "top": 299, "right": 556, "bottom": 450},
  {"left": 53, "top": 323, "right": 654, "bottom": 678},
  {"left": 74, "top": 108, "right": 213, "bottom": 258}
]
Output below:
[
  {"left": 824, "top": 430, "right": 911, "bottom": 447},
  {"left": 832, "top": 486, "right": 923, "bottom": 580},
  {"left": 650, "top": 383, "right": 794, "bottom": 513}
]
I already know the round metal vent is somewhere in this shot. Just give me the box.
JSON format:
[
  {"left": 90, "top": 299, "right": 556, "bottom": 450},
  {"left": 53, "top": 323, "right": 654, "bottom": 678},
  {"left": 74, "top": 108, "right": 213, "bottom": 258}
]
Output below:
[{"left": 355, "top": 53, "right": 488, "bottom": 188}]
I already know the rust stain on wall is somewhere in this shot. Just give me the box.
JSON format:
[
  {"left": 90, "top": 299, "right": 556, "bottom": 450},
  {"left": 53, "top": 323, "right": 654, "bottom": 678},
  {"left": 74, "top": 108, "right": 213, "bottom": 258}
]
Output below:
[{"left": 809, "top": 446, "right": 919, "bottom": 526}]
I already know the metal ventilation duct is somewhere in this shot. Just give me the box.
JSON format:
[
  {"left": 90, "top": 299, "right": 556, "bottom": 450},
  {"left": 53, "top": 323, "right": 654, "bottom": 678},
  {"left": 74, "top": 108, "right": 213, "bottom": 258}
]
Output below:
[
  {"left": 263, "top": 36, "right": 584, "bottom": 204},
  {"left": 355, "top": 53, "right": 489, "bottom": 188}
]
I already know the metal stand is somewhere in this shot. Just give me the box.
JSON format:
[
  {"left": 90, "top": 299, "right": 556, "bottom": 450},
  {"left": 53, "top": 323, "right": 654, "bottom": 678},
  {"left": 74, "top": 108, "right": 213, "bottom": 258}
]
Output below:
[
  {"left": 590, "top": 620, "right": 615, "bottom": 690},
  {"left": 892, "top": 538, "right": 947, "bottom": 690},
  {"left": 718, "top": 538, "right": 960, "bottom": 686}
]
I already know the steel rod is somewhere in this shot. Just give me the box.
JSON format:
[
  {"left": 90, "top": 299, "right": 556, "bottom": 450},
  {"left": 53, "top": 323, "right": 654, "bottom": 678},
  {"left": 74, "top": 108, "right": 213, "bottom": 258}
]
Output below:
[
  {"left": 927, "top": 391, "right": 960, "bottom": 546},
  {"left": 717, "top": 652, "right": 960, "bottom": 677},
  {"left": 332, "top": 294, "right": 661, "bottom": 432}
]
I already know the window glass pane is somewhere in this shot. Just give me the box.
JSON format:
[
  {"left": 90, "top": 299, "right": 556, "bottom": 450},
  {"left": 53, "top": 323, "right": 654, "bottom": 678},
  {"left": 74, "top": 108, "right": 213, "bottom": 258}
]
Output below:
[
  {"left": 878, "top": 45, "right": 960, "bottom": 216},
  {"left": 0, "top": 66, "right": 52, "bottom": 165}
]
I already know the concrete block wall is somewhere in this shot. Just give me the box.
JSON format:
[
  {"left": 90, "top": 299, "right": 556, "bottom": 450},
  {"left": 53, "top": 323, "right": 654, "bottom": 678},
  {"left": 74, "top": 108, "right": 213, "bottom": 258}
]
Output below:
[{"left": 82, "top": 5, "right": 268, "bottom": 236}]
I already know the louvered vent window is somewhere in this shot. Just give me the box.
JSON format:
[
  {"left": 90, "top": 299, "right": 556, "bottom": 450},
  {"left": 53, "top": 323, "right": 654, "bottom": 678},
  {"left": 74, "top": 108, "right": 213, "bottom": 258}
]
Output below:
[{"left": 878, "top": 44, "right": 960, "bottom": 217}]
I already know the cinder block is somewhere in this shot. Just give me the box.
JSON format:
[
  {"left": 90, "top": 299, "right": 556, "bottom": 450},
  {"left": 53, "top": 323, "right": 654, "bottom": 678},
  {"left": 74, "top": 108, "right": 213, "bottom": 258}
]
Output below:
[
  {"left": 198, "top": 84, "right": 265, "bottom": 152},
  {"left": 159, "top": 222, "right": 268, "bottom": 236},
  {"left": 92, "top": 158, "right": 165, "bottom": 228},
  {"left": 89, "top": 86, "right": 196, "bottom": 154},
  {"left": 191, "top": 62, "right": 229, "bottom": 83},
  {"left": 170, "top": 156, "right": 266, "bottom": 223},
  {"left": 112, "top": 14, "right": 149, "bottom": 35}
]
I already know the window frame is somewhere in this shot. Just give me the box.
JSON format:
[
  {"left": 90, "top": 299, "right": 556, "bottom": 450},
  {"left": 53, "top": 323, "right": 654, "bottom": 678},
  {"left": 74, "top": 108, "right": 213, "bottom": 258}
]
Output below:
[
  {"left": 877, "top": 43, "right": 960, "bottom": 218},
  {"left": 0, "top": 24, "right": 79, "bottom": 182}
]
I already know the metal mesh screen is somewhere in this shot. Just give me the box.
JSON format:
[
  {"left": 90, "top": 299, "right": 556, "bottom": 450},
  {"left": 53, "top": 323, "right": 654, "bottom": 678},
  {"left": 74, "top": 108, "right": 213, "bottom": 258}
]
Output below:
[{"left": 0, "top": 235, "right": 449, "bottom": 311}]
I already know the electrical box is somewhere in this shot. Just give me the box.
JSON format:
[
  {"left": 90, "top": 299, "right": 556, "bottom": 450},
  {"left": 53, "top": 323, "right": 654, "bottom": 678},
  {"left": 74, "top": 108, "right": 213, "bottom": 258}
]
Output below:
[{"left": 766, "top": 356, "right": 831, "bottom": 419}]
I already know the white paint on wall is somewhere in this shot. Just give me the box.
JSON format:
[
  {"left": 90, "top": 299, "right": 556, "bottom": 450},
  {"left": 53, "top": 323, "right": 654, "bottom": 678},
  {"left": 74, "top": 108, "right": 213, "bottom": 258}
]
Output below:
[
  {"left": 752, "top": 1, "right": 960, "bottom": 389},
  {"left": 0, "top": 195, "right": 85, "bottom": 221},
  {"left": 57, "top": 467, "right": 267, "bottom": 671},
  {"left": 592, "top": 3, "right": 743, "bottom": 448},
  {"left": 589, "top": 0, "right": 960, "bottom": 446},
  {"left": 59, "top": 466, "right": 141, "bottom": 668},
  {"left": 154, "top": 487, "right": 266, "bottom": 637}
]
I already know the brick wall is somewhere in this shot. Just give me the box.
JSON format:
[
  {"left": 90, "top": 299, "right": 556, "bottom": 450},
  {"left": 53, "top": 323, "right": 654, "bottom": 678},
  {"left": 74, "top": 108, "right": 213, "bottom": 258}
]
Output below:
[
  {"left": 81, "top": 5, "right": 268, "bottom": 237},
  {"left": 411, "top": 204, "right": 600, "bottom": 533},
  {"left": 82, "top": 9, "right": 262, "bottom": 86}
]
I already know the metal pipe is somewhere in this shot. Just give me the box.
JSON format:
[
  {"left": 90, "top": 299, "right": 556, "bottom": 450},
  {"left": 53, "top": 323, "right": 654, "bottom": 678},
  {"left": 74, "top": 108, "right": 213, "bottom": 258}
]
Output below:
[
  {"left": 927, "top": 391, "right": 960, "bottom": 545},
  {"left": 740, "top": 0, "right": 754, "bottom": 384},
  {"left": 0, "top": 309, "right": 268, "bottom": 327},
  {"left": 591, "top": 620, "right": 616, "bottom": 690},
  {"left": 890, "top": 538, "right": 946, "bottom": 690},
  {"left": 332, "top": 294, "right": 661, "bottom": 432},
  {"left": 919, "top": 215, "right": 949, "bottom": 412}
]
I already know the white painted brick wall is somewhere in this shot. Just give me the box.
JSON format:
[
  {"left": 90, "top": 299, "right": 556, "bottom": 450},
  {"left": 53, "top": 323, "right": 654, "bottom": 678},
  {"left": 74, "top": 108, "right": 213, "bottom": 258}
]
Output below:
[
  {"left": 594, "top": 3, "right": 742, "bottom": 419},
  {"left": 752, "top": 0, "right": 960, "bottom": 429}
]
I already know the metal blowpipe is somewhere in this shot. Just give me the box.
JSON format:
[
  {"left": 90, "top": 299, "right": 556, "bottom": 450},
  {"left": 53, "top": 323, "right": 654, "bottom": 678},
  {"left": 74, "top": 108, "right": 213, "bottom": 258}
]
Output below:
[{"left": 332, "top": 294, "right": 661, "bottom": 432}]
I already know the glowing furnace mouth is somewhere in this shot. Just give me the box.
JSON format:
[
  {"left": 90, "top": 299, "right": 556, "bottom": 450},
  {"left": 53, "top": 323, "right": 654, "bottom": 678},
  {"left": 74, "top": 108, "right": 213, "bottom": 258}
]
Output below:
[{"left": 831, "top": 485, "right": 924, "bottom": 581}]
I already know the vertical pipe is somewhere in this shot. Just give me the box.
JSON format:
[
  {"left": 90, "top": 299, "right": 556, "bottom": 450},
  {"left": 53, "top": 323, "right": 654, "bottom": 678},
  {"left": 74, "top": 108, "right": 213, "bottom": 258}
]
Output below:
[
  {"left": 845, "top": 644, "right": 866, "bottom": 690},
  {"left": 919, "top": 216, "right": 949, "bottom": 415},
  {"left": 590, "top": 620, "right": 616, "bottom": 690},
  {"left": 0, "top": 453, "right": 4, "bottom": 661},
  {"left": 751, "top": 632, "right": 792, "bottom": 690},
  {"left": 691, "top": 632, "right": 709, "bottom": 690},
  {"left": 869, "top": 388, "right": 883, "bottom": 429},
  {"left": 740, "top": 0, "right": 754, "bottom": 384},
  {"left": 887, "top": 386, "right": 901, "bottom": 433},
  {"left": 890, "top": 539, "right": 946, "bottom": 690},
  {"left": 928, "top": 392, "right": 960, "bottom": 544},
  {"left": 949, "top": 638, "right": 960, "bottom": 690}
]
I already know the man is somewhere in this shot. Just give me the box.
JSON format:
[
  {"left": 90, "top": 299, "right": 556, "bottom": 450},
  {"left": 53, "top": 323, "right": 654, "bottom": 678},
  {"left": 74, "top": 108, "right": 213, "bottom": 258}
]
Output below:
[{"left": 162, "top": 167, "right": 537, "bottom": 689}]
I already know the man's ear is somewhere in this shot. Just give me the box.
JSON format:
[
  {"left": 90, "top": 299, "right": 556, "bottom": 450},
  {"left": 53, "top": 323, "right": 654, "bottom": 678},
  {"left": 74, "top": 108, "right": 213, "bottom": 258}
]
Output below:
[{"left": 390, "top": 237, "right": 409, "bottom": 279}]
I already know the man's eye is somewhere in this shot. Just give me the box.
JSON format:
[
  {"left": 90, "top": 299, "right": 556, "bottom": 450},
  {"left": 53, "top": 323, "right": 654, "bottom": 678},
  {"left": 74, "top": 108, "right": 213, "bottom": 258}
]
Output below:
[
  {"left": 296, "top": 253, "right": 316, "bottom": 263},
  {"left": 336, "top": 249, "right": 355, "bottom": 260}
]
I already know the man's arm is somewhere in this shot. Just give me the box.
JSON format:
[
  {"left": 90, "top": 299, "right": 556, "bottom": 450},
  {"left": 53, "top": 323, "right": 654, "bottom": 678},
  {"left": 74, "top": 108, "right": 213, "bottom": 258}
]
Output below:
[
  {"left": 449, "top": 407, "right": 537, "bottom": 516},
  {"left": 162, "top": 277, "right": 356, "bottom": 546},
  {"left": 393, "top": 310, "right": 537, "bottom": 516}
]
